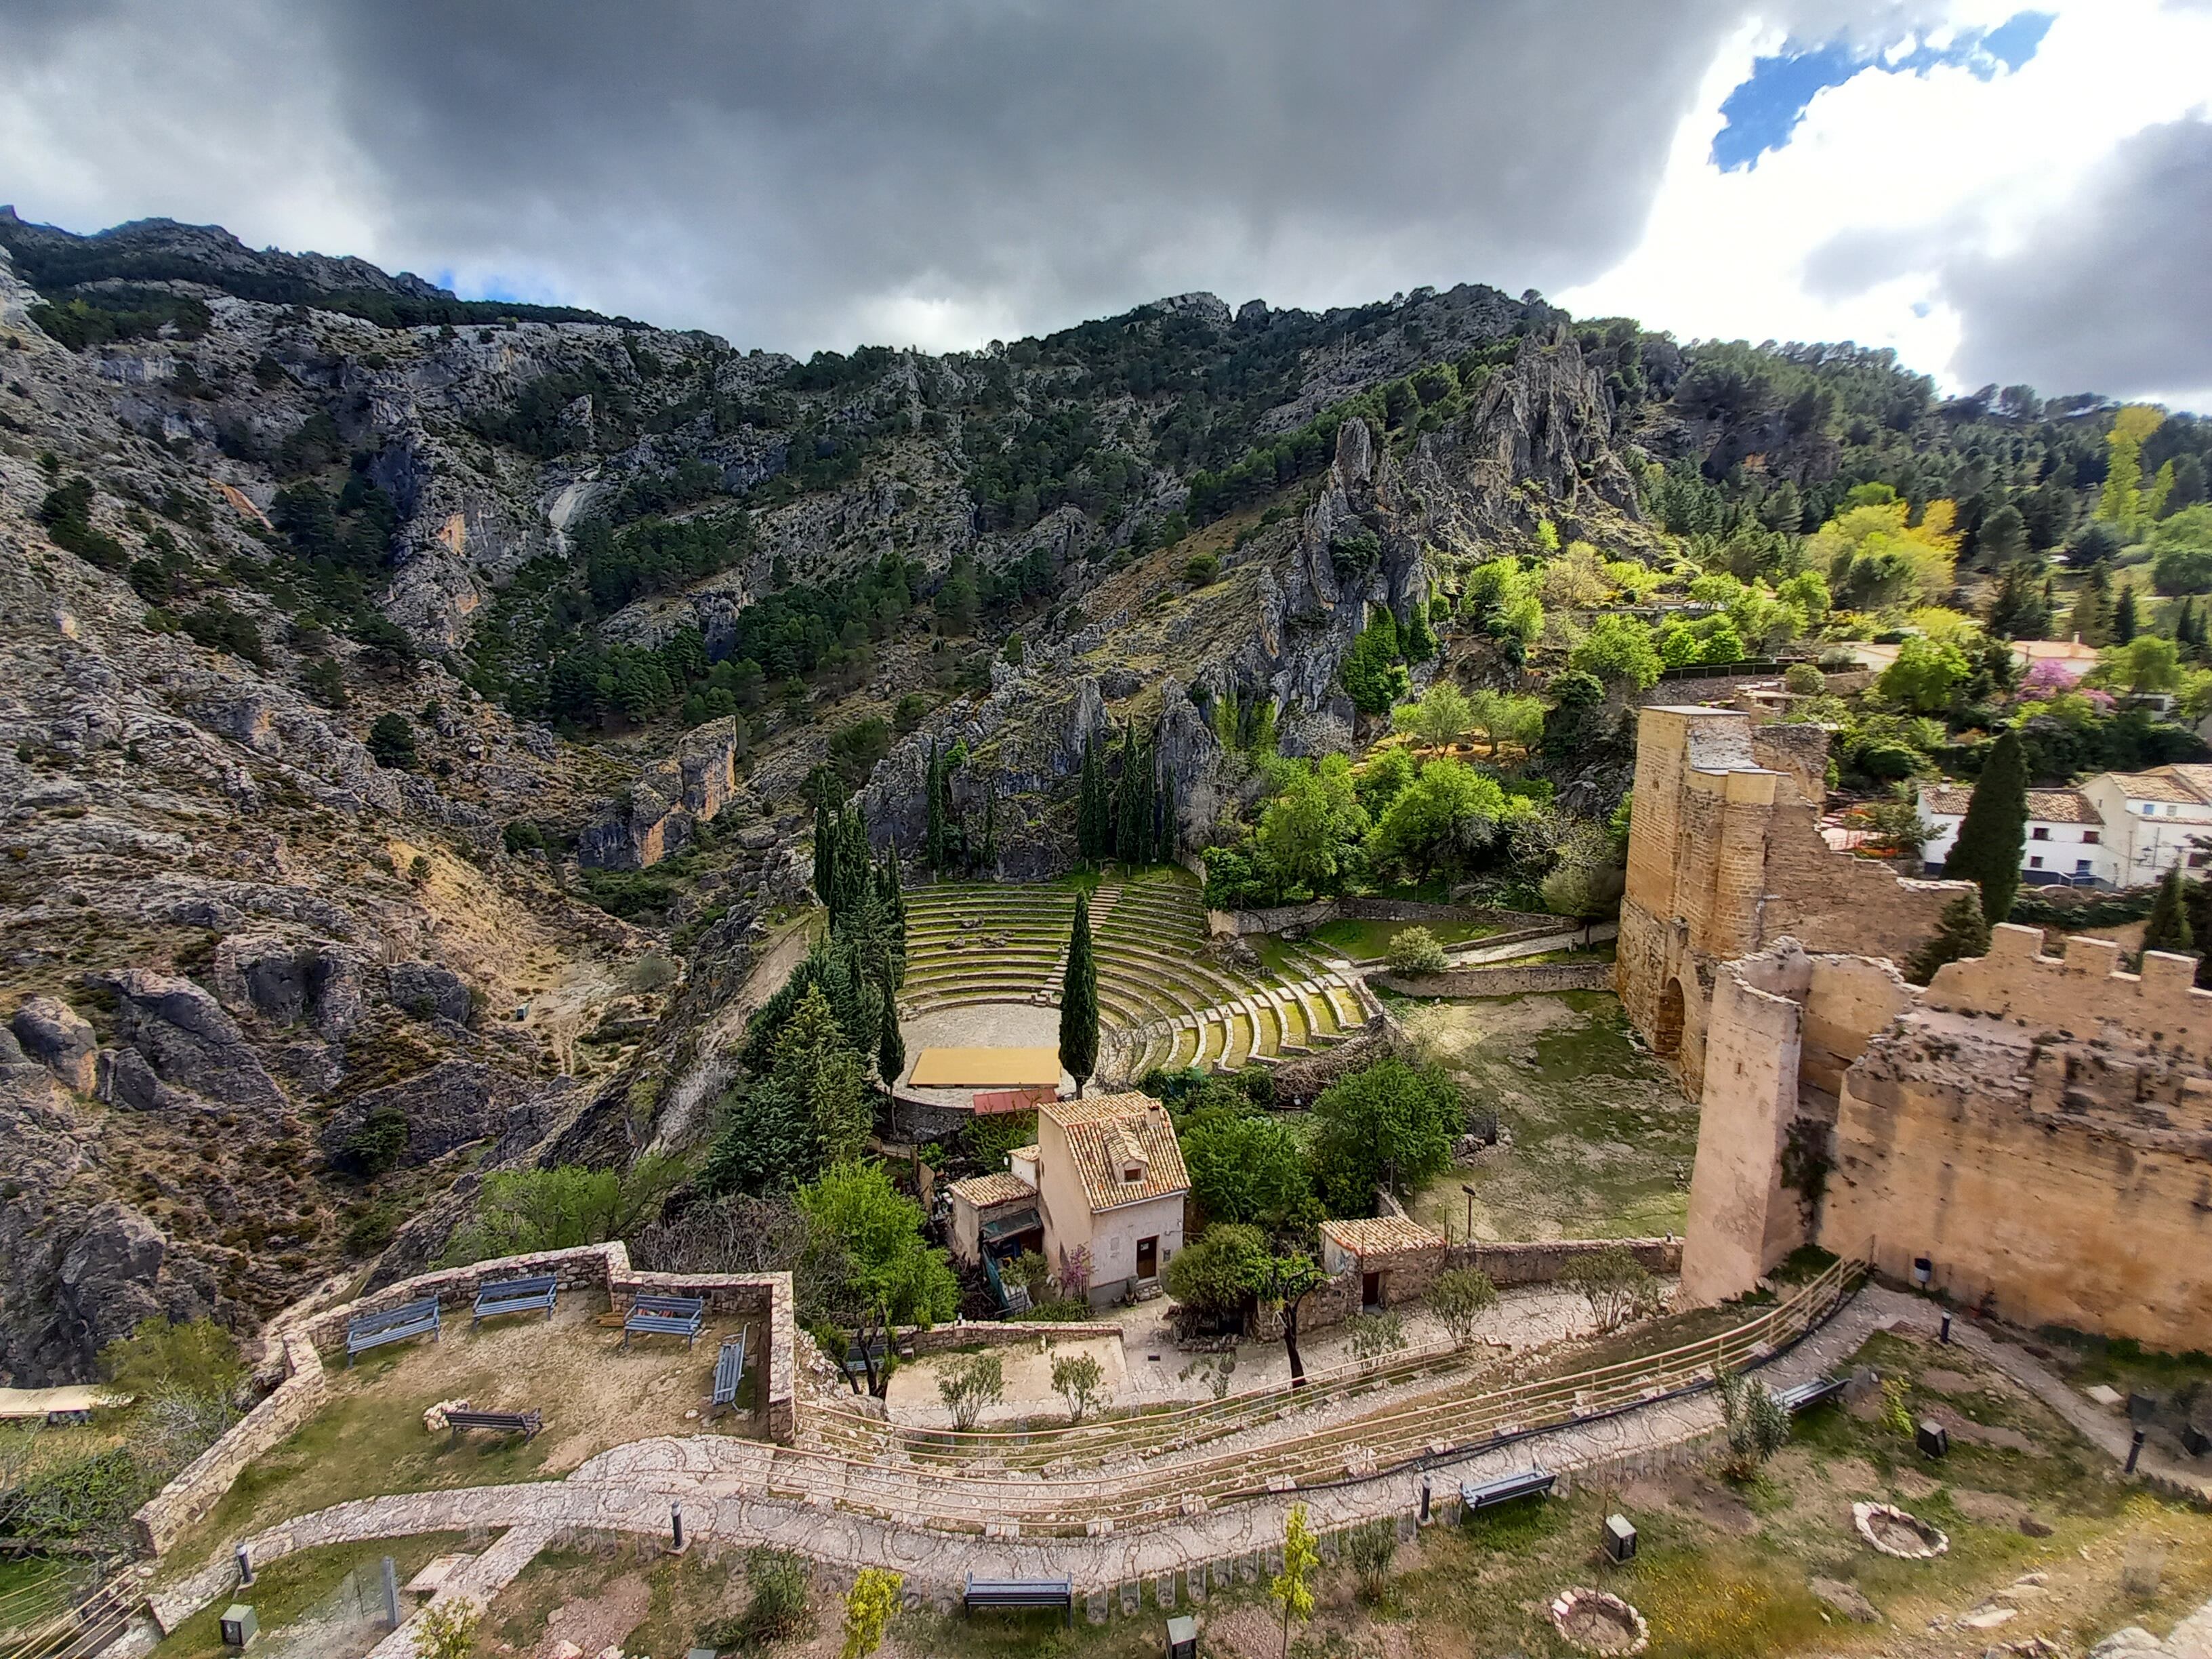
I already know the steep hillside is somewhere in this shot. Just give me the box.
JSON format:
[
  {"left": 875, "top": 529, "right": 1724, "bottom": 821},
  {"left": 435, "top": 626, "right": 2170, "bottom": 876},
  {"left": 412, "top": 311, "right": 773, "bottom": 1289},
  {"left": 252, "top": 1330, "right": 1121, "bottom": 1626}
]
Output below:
[{"left": 5, "top": 207, "right": 2208, "bottom": 1382}]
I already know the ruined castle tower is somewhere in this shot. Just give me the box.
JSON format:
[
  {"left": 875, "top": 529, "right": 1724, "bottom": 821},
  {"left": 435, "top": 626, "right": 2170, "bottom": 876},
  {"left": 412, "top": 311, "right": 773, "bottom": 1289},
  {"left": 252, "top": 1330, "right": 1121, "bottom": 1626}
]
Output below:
[{"left": 1617, "top": 705, "right": 1963, "bottom": 1096}]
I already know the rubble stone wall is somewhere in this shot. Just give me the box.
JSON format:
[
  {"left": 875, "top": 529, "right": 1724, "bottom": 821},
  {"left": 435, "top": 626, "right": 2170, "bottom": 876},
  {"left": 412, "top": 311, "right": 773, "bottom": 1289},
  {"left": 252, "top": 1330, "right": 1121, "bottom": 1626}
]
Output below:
[
  {"left": 1617, "top": 705, "right": 1963, "bottom": 1097},
  {"left": 1679, "top": 928, "right": 2212, "bottom": 1350}
]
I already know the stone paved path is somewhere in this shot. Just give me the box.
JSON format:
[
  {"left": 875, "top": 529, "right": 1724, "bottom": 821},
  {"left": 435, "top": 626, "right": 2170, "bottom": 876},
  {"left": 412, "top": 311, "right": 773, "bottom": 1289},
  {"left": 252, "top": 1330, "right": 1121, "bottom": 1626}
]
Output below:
[
  {"left": 138, "top": 1282, "right": 2198, "bottom": 1643},
  {"left": 1940, "top": 1309, "right": 2212, "bottom": 1505}
]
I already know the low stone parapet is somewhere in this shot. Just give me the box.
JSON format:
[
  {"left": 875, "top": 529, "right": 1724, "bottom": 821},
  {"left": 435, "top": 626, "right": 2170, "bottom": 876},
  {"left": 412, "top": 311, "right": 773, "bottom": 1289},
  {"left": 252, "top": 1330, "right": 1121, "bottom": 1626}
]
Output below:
[
  {"left": 1208, "top": 897, "right": 1553, "bottom": 938},
  {"left": 903, "top": 1319, "right": 1125, "bottom": 1355},
  {"left": 131, "top": 1241, "right": 798, "bottom": 1559},
  {"left": 1447, "top": 1237, "right": 1683, "bottom": 1286},
  {"left": 1376, "top": 961, "right": 1614, "bottom": 998},
  {"left": 133, "top": 1329, "right": 328, "bottom": 1557}
]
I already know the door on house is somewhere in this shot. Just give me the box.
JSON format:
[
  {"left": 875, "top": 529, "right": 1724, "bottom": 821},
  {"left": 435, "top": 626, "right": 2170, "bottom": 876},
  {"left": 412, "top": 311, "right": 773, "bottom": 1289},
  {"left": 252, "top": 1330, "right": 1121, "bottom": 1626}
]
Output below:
[
  {"left": 1136, "top": 1237, "right": 1159, "bottom": 1279},
  {"left": 1361, "top": 1271, "right": 1381, "bottom": 1310}
]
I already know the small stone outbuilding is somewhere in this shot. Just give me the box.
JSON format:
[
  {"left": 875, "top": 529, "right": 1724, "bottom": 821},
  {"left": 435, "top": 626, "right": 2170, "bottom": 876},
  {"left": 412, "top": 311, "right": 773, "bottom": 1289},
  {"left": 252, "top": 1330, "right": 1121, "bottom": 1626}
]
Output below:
[
  {"left": 1319, "top": 1216, "right": 1447, "bottom": 1311},
  {"left": 945, "top": 1170, "right": 1042, "bottom": 1268}
]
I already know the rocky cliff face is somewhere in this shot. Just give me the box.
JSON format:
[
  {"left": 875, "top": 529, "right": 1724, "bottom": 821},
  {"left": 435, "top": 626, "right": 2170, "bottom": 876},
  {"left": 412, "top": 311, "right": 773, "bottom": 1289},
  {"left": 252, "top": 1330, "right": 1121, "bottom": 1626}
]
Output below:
[
  {"left": 0, "top": 208, "right": 1673, "bottom": 1376},
  {"left": 0, "top": 243, "right": 677, "bottom": 1380}
]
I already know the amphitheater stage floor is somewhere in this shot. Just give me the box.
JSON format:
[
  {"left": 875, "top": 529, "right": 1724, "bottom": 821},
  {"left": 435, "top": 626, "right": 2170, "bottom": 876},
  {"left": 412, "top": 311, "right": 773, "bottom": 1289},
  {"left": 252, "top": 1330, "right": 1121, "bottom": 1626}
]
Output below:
[{"left": 895, "top": 1004, "right": 1078, "bottom": 1115}]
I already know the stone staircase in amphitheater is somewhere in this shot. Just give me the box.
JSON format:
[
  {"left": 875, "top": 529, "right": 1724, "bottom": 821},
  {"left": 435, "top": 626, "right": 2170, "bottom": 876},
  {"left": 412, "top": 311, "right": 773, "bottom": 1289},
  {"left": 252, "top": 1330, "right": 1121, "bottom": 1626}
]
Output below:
[{"left": 897, "top": 869, "right": 1375, "bottom": 1082}]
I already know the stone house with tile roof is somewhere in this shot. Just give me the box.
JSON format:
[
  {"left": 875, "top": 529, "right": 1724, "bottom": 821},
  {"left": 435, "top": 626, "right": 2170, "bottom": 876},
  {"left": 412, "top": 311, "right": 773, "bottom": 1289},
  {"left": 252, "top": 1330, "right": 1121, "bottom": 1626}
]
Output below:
[
  {"left": 1319, "top": 1215, "right": 1447, "bottom": 1310},
  {"left": 1033, "top": 1092, "right": 1189, "bottom": 1306}
]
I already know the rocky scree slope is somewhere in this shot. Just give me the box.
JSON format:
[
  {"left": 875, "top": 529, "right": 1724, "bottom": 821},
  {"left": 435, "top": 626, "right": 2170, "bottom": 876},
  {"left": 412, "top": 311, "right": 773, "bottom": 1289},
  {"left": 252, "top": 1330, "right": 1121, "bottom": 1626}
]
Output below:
[{"left": 0, "top": 243, "right": 707, "bottom": 1385}]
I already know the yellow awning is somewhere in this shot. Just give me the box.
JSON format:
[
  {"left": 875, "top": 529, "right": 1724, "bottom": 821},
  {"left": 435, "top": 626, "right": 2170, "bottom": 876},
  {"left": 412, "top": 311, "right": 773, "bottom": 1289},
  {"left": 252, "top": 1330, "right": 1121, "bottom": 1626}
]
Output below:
[{"left": 909, "top": 1046, "right": 1063, "bottom": 1088}]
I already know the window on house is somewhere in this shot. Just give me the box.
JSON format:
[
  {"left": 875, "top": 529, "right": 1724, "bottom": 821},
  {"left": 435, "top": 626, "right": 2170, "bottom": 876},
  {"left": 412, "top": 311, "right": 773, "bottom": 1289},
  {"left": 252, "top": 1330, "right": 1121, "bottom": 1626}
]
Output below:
[
  {"left": 2144, "top": 804, "right": 2158, "bottom": 815},
  {"left": 2169, "top": 804, "right": 2181, "bottom": 817},
  {"left": 2028, "top": 855, "right": 2043, "bottom": 869},
  {"left": 2075, "top": 858, "right": 2093, "bottom": 876},
  {"left": 2192, "top": 852, "right": 2211, "bottom": 868},
  {"left": 2030, "top": 827, "right": 2049, "bottom": 840},
  {"left": 2084, "top": 831, "right": 2100, "bottom": 844}
]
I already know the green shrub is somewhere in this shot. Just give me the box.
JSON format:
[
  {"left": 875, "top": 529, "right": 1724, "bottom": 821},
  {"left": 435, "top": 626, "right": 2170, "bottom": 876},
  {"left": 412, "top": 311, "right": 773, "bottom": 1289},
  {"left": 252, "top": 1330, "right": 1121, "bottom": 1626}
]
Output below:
[
  {"left": 341, "top": 1103, "right": 410, "bottom": 1175},
  {"left": 1386, "top": 926, "right": 1448, "bottom": 974},
  {"left": 1183, "top": 552, "right": 1221, "bottom": 586},
  {"left": 367, "top": 713, "right": 417, "bottom": 769}
]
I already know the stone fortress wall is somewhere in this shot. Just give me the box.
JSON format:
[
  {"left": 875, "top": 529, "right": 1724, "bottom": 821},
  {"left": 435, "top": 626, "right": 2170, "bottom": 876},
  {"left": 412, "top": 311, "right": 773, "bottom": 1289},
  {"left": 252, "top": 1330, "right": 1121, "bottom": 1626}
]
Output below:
[
  {"left": 1617, "top": 705, "right": 1965, "bottom": 1097},
  {"left": 1679, "top": 929, "right": 2212, "bottom": 1351}
]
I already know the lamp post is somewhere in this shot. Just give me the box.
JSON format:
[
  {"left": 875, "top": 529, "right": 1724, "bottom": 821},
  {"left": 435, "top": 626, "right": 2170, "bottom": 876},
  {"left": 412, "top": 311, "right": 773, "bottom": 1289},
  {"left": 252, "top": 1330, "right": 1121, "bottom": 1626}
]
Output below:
[{"left": 1462, "top": 1184, "right": 1477, "bottom": 1242}]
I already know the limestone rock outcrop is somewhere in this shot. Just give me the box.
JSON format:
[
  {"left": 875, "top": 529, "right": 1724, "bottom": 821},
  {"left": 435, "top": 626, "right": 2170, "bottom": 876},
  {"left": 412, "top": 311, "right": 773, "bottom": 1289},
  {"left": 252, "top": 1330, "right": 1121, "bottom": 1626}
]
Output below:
[{"left": 11, "top": 996, "right": 98, "bottom": 1092}]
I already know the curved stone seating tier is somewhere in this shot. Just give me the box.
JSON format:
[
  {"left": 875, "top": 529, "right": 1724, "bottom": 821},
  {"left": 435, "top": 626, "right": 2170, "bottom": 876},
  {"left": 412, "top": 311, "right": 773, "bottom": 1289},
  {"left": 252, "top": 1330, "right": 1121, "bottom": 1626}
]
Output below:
[{"left": 899, "top": 875, "right": 1370, "bottom": 1079}]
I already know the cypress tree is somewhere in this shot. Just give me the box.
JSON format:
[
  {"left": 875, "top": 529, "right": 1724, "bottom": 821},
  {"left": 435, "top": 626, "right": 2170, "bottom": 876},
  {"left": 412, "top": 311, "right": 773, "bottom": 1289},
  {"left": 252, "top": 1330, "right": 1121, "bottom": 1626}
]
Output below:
[
  {"left": 1945, "top": 730, "right": 2029, "bottom": 927},
  {"left": 1076, "top": 735, "right": 1104, "bottom": 863},
  {"left": 1059, "top": 892, "right": 1099, "bottom": 1097},
  {"left": 2142, "top": 867, "right": 2194, "bottom": 958},
  {"left": 925, "top": 739, "right": 946, "bottom": 876},
  {"left": 813, "top": 794, "right": 837, "bottom": 921},
  {"left": 2114, "top": 582, "right": 2139, "bottom": 644},
  {"left": 1156, "top": 772, "right": 1178, "bottom": 863},
  {"left": 875, "top": 953, "right": 905, "bottom": 1091},
  {"left": 2185, "top": 878, "right": 2212, "bottom": 989},
  {"left": 1905, "top": 890, "right": 1990, "bottom": 985}
]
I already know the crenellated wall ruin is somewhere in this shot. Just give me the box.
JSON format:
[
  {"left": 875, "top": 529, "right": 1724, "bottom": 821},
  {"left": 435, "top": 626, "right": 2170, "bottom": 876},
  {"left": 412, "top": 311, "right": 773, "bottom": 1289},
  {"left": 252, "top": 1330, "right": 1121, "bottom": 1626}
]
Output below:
[{"left": 1681, "top": 926, "right": 2212, "bottom": 1350}]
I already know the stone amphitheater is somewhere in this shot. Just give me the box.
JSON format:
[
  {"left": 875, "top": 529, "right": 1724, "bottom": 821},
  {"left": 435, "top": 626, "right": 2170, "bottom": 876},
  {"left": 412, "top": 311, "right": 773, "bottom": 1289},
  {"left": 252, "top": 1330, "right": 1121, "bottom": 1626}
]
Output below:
[{"left": 896, "top": 869, "right": 1380, "bottom": 1082}]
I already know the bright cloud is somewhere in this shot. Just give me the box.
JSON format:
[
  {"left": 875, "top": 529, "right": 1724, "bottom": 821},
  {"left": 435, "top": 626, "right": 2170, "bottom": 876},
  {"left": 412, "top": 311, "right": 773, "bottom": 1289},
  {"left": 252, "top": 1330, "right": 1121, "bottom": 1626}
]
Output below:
[{"left": 1559, "top": 0, "right": 2212, "bottom": 409}]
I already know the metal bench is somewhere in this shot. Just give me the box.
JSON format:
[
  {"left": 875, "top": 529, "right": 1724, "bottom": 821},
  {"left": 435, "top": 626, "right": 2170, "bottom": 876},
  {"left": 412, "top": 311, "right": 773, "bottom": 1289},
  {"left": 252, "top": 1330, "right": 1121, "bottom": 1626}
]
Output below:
[
  {"left": 623, "top": 1293, "right": 705, "bottom": 1349},
  {"left": 472, "top": 1275, "right": 558, "bottom": 1328},
  {"left": 1775, "top": 1374, "right": 1846, "bottom": 1416},
  {"left": 842, "top": 1337, "right": 889, "bottom": 1379},
  {"left": 963, "top": 1574, "right": 1073, "bottom": 1628},
  {"left": 346, "top": 1296, "right": 441, "bottom": 1365},
  {"left": 443, "top": 1407, "right": 543, "bottom": 1444},
  {"left": 1460, "top": 1466, "right": 1555, "bottom": 1516},
  {"left": 711, "top": 1334, "right": 747, "bottom": 1415}
]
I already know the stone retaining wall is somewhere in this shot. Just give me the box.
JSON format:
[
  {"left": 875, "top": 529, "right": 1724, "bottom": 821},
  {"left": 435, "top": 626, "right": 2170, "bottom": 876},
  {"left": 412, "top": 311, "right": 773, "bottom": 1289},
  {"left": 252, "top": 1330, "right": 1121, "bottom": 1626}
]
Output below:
[
  {"left": 132, "top": 1330, "right": 328, "bottom": 1557},
  {"left": 1208, "top": 898, "right": 1552, "bottom": 937},
  {"left": 1445, "top": 1237, "right": 1683, "bottom": 1286},
  {"left": 131, "top": 1242, "right": 798, "bottom": 1559},
  {"left": 1375, "top": 962, "right": 1614, "bottom": 998},
  {"left": 904, "top": 1320, "right": 1126, "bottom": 1355}
]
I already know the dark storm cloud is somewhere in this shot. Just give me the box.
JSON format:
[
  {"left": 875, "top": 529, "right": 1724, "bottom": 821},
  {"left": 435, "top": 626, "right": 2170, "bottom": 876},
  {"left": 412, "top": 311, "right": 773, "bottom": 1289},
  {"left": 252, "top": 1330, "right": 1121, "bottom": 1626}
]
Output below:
[
  {"left": 1942, "top": 117, "right": 2212, "bottom": 400},
  {"left": 315, "top": 0, "right": 1775, "bottom": 349},
  {"left": 0, "top": 0, "right": 1885, "bottom": 351}
]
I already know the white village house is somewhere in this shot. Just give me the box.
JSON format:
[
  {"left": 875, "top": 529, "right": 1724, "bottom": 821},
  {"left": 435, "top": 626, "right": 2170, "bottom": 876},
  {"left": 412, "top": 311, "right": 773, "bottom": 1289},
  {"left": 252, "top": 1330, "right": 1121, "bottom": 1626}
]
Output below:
[
  {"left": 1919, "top": 763, "right": 2212, "bottom": 888},
  {"left": 944, "top": 1090, "right": 1189, "bottom": 1305}
]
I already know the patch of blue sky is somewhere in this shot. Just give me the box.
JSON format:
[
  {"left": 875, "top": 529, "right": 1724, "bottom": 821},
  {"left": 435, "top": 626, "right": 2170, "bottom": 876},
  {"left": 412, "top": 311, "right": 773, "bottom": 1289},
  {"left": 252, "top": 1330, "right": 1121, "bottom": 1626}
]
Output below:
[{"left": 1711, "top": 11, "right": 2053, "bottom": 172}]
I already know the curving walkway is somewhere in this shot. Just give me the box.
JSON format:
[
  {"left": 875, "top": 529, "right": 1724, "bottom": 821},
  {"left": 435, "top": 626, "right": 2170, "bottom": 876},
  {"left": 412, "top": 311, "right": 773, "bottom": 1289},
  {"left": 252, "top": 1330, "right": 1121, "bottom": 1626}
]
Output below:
[{"left": 147, "top": 1275, "right": 1896, "bottom": 1639}]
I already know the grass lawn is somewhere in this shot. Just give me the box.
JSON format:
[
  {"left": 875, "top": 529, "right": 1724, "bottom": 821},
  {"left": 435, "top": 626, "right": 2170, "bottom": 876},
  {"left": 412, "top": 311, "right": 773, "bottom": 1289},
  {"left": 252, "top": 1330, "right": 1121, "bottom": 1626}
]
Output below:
[
  {"left": 157, "top": 1298, "right": 762, "bottom": 1582},
  {"left": 153, "top": 1534, "right": 469, "bottom": 1659},
  {"left": 1307, "top": 917, "right": 1498, "bottom": 960},
  {"left": 1401, "top": 991, "right": 1697, "bottom": 1242}
]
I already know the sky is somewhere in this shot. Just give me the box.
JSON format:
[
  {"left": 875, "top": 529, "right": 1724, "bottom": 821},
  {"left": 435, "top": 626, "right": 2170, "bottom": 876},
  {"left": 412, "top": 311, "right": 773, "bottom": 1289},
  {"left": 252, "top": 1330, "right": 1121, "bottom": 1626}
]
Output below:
[{"left": 1, "top": 0, "right": 2208, "bottom": 409}]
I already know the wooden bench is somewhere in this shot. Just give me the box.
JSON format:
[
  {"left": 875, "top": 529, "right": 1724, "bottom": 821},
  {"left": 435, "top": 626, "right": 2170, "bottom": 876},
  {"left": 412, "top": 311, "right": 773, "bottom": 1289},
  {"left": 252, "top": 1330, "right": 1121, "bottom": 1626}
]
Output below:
[
  {"left": 964, "top": 1574, "right": 1073, "bottom": 1627},
  {"left": 1775, "top": 1374, "right": 1846, "bottom": 1416},
  {"left": 712, "top": 1334, "right": 747, "bottom": 1416},
  {"left": 623, "top": 1294, "right": 706, "bottom": 1349},
  {"left": 472, "top": 1275, "right": 558, "bottom": 1328},
  {"left": 443, "top": 1407, "right": 543, "bottom": 1443},
  {"left": 842, "top": 1338, "right": 889, "bottom": 1379},
  {"left": 1461, "top": 1466, "right": 1555, "bottom": 1516},
  {"left": 346, "top": 1296, "right": 441, "bottom": 1365}
]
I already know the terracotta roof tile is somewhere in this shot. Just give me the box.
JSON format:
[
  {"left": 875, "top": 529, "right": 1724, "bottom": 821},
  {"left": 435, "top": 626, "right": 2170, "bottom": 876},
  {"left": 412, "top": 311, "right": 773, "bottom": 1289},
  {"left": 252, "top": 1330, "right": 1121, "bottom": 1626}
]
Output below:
[
  {"left": 948, "top": 1172, "right": 1035, "bottom": 1208},
  {"left": 2110, "top": 771, "right": 2207, "bottom": 804},
  {"left": 1042, "top": 1092, "right": 1189, "bottom": 1212},
  {"left": 1320, "top": 1216, "right": 1448, "bottom": 1259},
  {"left": 1924, "top": 786, "right": 2097, "bottom": 824}
]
